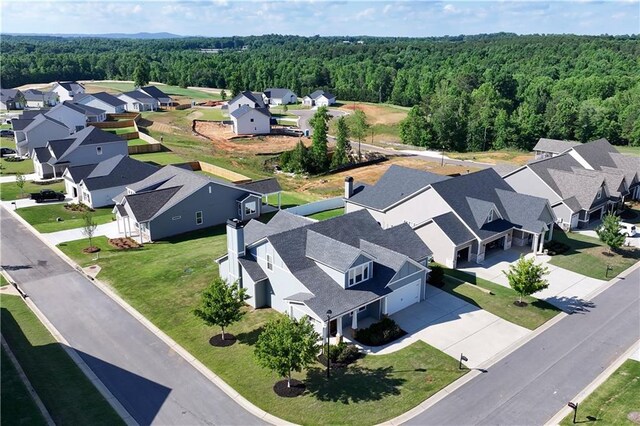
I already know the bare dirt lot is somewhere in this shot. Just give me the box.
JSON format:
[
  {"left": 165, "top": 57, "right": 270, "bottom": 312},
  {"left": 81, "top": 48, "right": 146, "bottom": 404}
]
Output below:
[{"left": 339, "top": 103, "right": 408, "bottom": 125}]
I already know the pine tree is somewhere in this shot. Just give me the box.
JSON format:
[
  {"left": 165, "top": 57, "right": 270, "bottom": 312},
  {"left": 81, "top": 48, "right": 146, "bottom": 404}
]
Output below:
[
  {"left": 597, "top": 213, "right": 626, "bottom": 254},
  {"left": 309, "top": 107, "right": 330, "bottom": 172},
  {"left": 331, "top": 116, "right": 350, "bottom": 169}
]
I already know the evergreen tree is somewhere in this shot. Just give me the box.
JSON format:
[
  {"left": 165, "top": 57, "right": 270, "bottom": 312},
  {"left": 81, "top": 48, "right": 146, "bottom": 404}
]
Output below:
[
  {"left": 331, "top": 116, "right": 350, "bottom": 169},
  {"left": 400, "top": 105, "right": 431, "bottom": 147},
  {"left": 133, "top": 62, "right": 150, "bottom": 88},
  {"left": 597, "top": 213, "right": 626, "bottom": 254},
  {"left": 309, "top": 106, "right": 330, "bottom": 172}
]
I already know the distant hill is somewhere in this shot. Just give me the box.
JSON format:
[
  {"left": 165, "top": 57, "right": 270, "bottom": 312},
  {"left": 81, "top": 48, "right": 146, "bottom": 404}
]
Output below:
[{"left": 4, "top": 32, "right": 183, "bottom": 39}]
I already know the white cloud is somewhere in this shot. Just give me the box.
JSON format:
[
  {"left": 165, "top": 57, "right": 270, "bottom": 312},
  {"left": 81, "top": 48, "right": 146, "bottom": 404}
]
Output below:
[{"left": 443, "top": 4, "right": 459, "bottom": 14}]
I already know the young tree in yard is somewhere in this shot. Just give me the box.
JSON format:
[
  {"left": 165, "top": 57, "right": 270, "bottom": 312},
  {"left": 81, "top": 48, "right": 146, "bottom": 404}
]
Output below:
[
  {"left": 15, "top": 172, "right": 26, "bottom": 197},
  {"left": 220, "top": 90, "right": 227, "bottom": 101},
  {"left": 254, "top": 316, "right": 319, "bottom": 388},
  {"left": 81, "top": 212, "right": 98, "bottom": 249},
  {"left": 133, "top": 62, "right": 150, "bottom": 88},
  {"left": 350, "top": 110, "right": 370, "bottom": 161},
  {"left": 597, "top": 213, "right": 626, "bottom": 254},
  {"left": 309, "top": 106, "right": 330, "bottom": 172},
  {"left": 282, "top": 104, "right": 288, "bottom": 114},
  {"left": 503, "top": 255, "right": 549, "bottom": 306},
  {"left": 331, "top": 116, "right": 351, "bottom": 169},
  {"left": 194, "top": 278, "right": 248, "bottom": 341}
]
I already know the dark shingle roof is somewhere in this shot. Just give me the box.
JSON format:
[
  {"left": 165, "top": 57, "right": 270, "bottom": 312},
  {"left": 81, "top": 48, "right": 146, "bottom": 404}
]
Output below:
[
  {"left": 23, "top": 89, "right": 55, "bottom": 102},
  {"left": 305, "top": 230, "right": 365, "bottom": 272},
  {"left": 47, "top": 138, "right": 74, "bottom": 159},
  {"left": 139, "top": 86, "right": 171, "bottom": 101},
  {"left": 307, "top": 90, "right": 335, "bottom": 100},
  {"left": 33, "top": 147, "right": 52, "bottom": 163},
  {"left": 69, "top": 102, "right": 105, "bottom": 116},
  {"left": 571, "top": 138, "right": 618, "bottom": 169},
  {"left": 237, "top": 178, "right": 281, "bottom": 194},
  {"left": 230, "top": 104, "right": 270, "bottom": 119},
  {"left": 78, "top": 92, "right": 126, "bottom": 107},
  {"left": 126, "top": 186, "right": 182, "bottom": 222},
  {"left": 239, "top": 256, "right": 268, "bottom": 282},
  {"left": 81, "top": 156, "right": 160, "bottom": 191},
  {"left": 347, "top": 165, "right": 450, "bottom": 211},
  {"left": 264, "top": 88, "right": 294, "bottom": 99},
  {"left": 57, "top": 81, "right": 83, "bottom": 91},
  {"left": 228, "top": 91, "right": 266, "bottom": 109},
  {"left": 11, "top": 119, "right": 34, "bottom": 131},
  {"left": 120, "top": 91, "right": 157, "bottom": 103},
  {"left": 533, "top": 138, "right": 580, "bottom": 154},
  {"left": 0, "top": 88, "right": 22, "bottom": 102},
  {"left": 431, "top": 212, "right": 476, "bottom": 245},
  {"left": 65, "top": 163, "right": 99, "bottom": 184}
]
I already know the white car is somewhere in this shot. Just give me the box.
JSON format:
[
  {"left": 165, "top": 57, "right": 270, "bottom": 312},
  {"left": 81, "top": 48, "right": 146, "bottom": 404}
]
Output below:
[{"left": 620, "top": 222, "right": 637, "bottom": 237}]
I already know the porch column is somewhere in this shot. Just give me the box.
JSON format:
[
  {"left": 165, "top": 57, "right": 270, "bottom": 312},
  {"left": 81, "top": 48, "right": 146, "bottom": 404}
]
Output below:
[
  {"left": 336, "top": 316, "right": 343, "bottom": 337},
  {"left": 116, "top": 215, "right": 121, "bottom": 233},
  {"left": 547, "top": 224, "right": 554, "bottom": 241},
  {"left": 538, "top": 231, "right": 546, "bottom": 253},
  {"left": 532, "top": 233, "right": 539, "bottom": 255},
  {"left": 351, "top": 310, "right": 358, "bottom": 330}
]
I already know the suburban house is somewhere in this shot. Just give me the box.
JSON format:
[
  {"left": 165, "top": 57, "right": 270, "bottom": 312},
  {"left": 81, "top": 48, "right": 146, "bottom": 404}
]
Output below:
[
  {"left": 45, "top": 101, "right": 88, "bottom": 132},
  {"left": 262, "top": 88, "right": 297, "bottom": 105},
  {"left": 51, "top": 81, "right": 85, "bottom": 102},
  {"left": 504, "top": 139, "right": 639, "bottom": 229},
  {"left": 137, "top": 86, "right": 173, "bottom": 107},
  {"left": 32, "top": 126, "right": 128, "bottom": 179},
  {"left": 0, "top": 88, "right": 24, "bottom": 110},
  {"left": 216, "top": 209, "right": 432, "bottom": 337},
  {"left": 22, "top": 89, "right": 58, "bottom": 108},
  {"left": 113, "top": 166, "right": 273, "bottom": 243},
  {"left": 71, "top": 102, "right": 107, "bottom": 122},
  {"left": 302, "top": 90, "right": 336, "bottom": 107},
  {"left": 227, "top": 91, "right": 266, "bottom": 114},
  {"left": 532, "top": 138, "right": 580, "bottom": 159},
  {"left": 63, "top": 155, "right": 159, "bottom": 208},
  {"left": 345, "top": 166, "right": 556, "bottom": 268},
  {"left": 117, "top": 91, "right": 159, "bottom": 112},
  {"left": 75, "top": 92, "right": 126, "bottom": 114},
  {"left": 230, "top": 105, "right": 271, "bottom": 135},
  {"left": 13, "top": 113, "right": 71, "bottom": 156}
]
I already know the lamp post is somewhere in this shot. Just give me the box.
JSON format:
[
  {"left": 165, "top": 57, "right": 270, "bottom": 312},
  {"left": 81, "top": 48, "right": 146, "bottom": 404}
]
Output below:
[
  {"left": 326, "top": 310, "right": 332, "bottom": 378},
  {"left": 568, "top": 402, "right": 578, "bottom": 424}
]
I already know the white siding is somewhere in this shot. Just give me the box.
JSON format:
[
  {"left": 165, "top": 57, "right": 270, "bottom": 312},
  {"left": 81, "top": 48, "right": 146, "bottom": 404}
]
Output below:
[
  {"left": 415, "top": 222, "right": 457, "bottom": 268},
  {"left": 232, "top": 109, "right": 270, "bottom": 135},
  {"left": 504, "top": 167, "right": 563, "bottom": 205},
  {"left": 383, "top": 188, "right": 451, "bottom": 228}
]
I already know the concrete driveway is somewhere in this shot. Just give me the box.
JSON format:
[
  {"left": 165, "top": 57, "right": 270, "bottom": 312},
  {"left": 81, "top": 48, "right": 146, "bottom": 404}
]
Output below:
[
  {"left": 459, "top": 248, "right": 607, "bottom": 312},
  {"left": 289, "top": 108, "right": 348, "bottom": 134},
  {"left": 369, "top": 285, "right": 530, "bottom": 368}
]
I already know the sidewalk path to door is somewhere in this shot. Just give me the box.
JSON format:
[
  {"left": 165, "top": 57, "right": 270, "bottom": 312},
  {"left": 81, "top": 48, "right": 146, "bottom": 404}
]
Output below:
[
  {"left": 0, "top": 172, "right": 38, "bottom": 183},
  {"left": 42, "top": 220, "right": 122, "bottom": 246}
]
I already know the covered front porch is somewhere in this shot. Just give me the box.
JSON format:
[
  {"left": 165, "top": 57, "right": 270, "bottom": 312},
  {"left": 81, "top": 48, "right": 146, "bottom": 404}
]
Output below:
[
  {"left": 324, "top": 299, "right": 383, "bottom": 341},
  {"left": 113, "top": 205, "right": 149, "bottom": 243}
]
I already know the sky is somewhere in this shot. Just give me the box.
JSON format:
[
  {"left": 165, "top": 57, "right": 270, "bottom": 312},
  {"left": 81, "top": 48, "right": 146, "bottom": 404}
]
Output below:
[{"left": 1, "top": 0, "right": 639, "bottom": 37}]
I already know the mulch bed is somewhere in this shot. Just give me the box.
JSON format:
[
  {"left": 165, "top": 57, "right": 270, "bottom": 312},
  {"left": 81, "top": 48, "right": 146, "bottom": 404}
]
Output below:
[
  {"left": 209, "top": 333, "right": 237, "bottom": 347},
  {"left": 317, "top": 354, "right": 349, "bottom": 369},
  {"left": 82, "top": 246, "right": 101, "bottom": 254},
  {"left": 108, "top": 238, "right": 142, "bottom": 250},
  {"left": 273, "top": 379, "right": 305, "bottom": 398},
  {"left": 513, "top": 301, "right": 529, "bottom": 307},
  {"left": 64, "top": 203, "right": 94, "bottom": 212}
]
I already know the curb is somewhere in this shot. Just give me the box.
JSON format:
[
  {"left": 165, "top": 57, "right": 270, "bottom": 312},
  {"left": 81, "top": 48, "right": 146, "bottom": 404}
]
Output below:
[
  {"left": 1, "top": 205, "right": 295, "bottom": 426},
  {"left": 544, "top": 339, "right": 640, "bottom": 426}
]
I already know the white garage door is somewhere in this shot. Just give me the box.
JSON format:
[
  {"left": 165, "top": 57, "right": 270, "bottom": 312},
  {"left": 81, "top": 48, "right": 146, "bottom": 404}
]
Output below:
[{"left": 386, "top": 280, "right": 421, "bottom": 315}]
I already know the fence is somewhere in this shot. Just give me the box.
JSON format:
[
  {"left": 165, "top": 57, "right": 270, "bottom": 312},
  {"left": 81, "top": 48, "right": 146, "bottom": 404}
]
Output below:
[
  {"left": 128, "top": 144, "right": 163, "bottom": 155},
  {"left": 90, "top": 120, "right": 136, "bottom": 129},
  {"left": 187, "top": 161, "right": 251, "bottom": 183},
  {"left": 285, "top": 197, "right": 344, "bottom": 217}
]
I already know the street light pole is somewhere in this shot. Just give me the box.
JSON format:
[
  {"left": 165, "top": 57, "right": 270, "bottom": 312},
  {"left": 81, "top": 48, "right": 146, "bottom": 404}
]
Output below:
[
  {"left": 441, "top": 145, "right": 445, "bottom": 167},
  {"left": 326, "top": 309, "right": 332, "bottom": 379}
]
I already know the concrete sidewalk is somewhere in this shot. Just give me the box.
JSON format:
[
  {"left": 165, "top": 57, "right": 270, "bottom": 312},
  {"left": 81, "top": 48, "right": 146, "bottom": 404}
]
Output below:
[
  {"left": 0, "top": 172, "right": 37, "bottom": 183},
  {"left": 42, "top": 220, "right": 122, "bottom": 246}
]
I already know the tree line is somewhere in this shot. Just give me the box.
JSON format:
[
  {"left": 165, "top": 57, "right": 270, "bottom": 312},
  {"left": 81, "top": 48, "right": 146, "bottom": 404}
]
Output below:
[{"left": 2, "top": 33, "right": 638, "bottom": 149}]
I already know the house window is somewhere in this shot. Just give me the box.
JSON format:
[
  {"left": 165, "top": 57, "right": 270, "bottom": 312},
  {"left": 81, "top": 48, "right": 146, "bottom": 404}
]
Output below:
[
  {"left": 195, "top": 211, "right": 203, "bottom": 225},
  {"left": 487, "top": 210, "right": 494, "bottom": 223},
  {"left": 266, "top": 254, "right": 273, "bottom": 271},
  {"left": 596, "top": 188, "right": 603, "bottom": 199},
  {"left": 75, "top": 125, "right": 83, "bottom": 132},
  {"left": 250, "top": 118, "right": 254, "bottom": 123},
  {"left": 245, "top": 201, "right": 257, "bottom": 216},
  {"left": 96, "top": 146, "right": 102, "bottom": 155},
  {"left": 358, "top": 305, "right": 367, "bottom": 313},
  {"left": 347, "top": 262, "right": 371, "bottom": 287}
]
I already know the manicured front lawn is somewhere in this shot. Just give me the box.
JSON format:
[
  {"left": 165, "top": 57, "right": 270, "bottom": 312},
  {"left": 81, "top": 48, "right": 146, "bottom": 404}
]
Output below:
[
  {"left": 560, "top": 359, "right": 640, "bottom": 425},
  {"left": 1, "top": 347, "right": 47, "bottom": 426},
  {"left": 0, "top": 181, "right": 65, "bottom": 201},
  {"left": 127, "top": 138, "right": 148, "bottom": 146},
  {"left": 307, "top": 208, "right": 345, "bottom": 221},
  {"left": 16, "top": 204, "right": 114, "bottom": 233},
  {"left": 59, "top": 230, "right": 466, "bottom": 425},
  {"left": 442, "top": 269, "right": 561, "bottom": 330},
  {"left": 549, "top": 230, "right": 640, "bottom": 280},
  {"left": 131, "top": 151, "right": 187, "bottom": 166},
  {"left": 0, "top": 294, "right": 123, "bottom": 425},
  {"left": 105, "top": 127, "right": 137, "bottom": 135},
  {"left": 269, "top": 190, "right": 320, "bottom": 209},
  {"left": 0, "top": 157, "right": 34, "bottom": 175}
]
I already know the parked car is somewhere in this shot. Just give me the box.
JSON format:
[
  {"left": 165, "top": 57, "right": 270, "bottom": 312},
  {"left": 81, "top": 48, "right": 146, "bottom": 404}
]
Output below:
[
  {"left": 0, "top": 147, "right": 16, "bottom": 157},
  {"left": 0, "top": 129, "right": 14, "bottom": 137},
  {"left": 30, "top": 189, "right": 65, "bottom": 203},
  {"left": 620, "top": 222, "right": 637, "bottom": 237}
]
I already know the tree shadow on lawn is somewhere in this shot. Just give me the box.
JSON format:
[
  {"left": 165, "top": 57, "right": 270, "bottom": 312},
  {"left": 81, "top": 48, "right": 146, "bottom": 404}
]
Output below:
[
  {"left": 613, "top": 247, "right": 640, "bottom": 260},
  {"left": 305, "top": 365, "right": 405, "bottom": 404},
  {"left": 235, "top": 325, "right": 265, "bottom": 346}
]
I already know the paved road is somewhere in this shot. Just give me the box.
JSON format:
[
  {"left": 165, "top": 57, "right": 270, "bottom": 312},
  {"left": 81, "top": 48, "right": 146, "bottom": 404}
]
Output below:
[
  {"left": 0, "top": 207, "right": 264, "bottom": 426},
  {"left": 406, "top": 267, "right": 640, "bottom": 425}
]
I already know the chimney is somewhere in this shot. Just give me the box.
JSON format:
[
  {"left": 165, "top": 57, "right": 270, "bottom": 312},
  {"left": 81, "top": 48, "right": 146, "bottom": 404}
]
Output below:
[
  {"left": 226, "top": 219, "right": 245, "bottom": 283},
  {"left": 344, "top": 176, "right": 354, "bottom": 199}
]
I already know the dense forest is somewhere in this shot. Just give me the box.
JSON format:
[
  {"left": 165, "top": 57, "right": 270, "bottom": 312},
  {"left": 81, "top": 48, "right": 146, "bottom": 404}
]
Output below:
[{"left": 1, "top": 33, "right": 639, "bottom": 149}]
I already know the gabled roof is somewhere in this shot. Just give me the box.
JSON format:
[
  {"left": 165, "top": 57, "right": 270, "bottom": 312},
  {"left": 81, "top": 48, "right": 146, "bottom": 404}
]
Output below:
[
  {"left": 431, "top": 212, "right": 476, "bottom": 245},
  {"left": 571, "top": 138, "right": 618, "bottom": 169},
  {"left": 0, "top": 87, "right": 22, "bottom": 102},
  {"left": 119, "top": 91, "right": 157, "bottom": 103},
  {"left": 307, "top": 90, "right": 335, "bottom": 100},
  {"left": 47, "top": 101, "right": 85, "bottom": 116},
  {"left": 125, "top": 186, "right": 182, "bottom": 222},
  {"left": 76, "top": 92, "right": 126, "bottom": 107},
  {"left": 80, "top": 155, "right": 160, "bottom": 191},
  {"left": 65, "top": 163, "right": 99, "bottom": 184},
  {"left": 237, "top": 178, "right": 282, "bottom": 195},
  {"left": 244, "top": 210, "right": 312, "bottom": 246},
  {"left": 547, "top": 168, "right": 604, "bottom": 210},
  {"left": 347, "top": 165, "right": 450, "bottom": 211},
  {"left": 23, "top": 113, "right": 68, "bottom": 133},
  {"left": 55, "top": 81, "right": 84, "bottom": 92},
  {"left": 11, "top": 118, "right": 34, "bottom": 131},
  {"left": 139, "top": 86, "right": 171, "bottom": 100},
  {"left": 33, "top": 147, "right": 52, "bottom": 163},
  {"left": 45, "top": 127, "right": 124, "bottom": 164},
  {"left": 69, "top": 102, "right": 105, "bottom": 116},
  {"left": 533, "top": 138, "right": 580, "bottom": 154},
  {"left": 228, "top": 91, "right": 266, "bottom": 108},
  {"left": 18, "top": 110, "right": 45, "bottom": 120},
  {"left": 22, "top": 89, "right": 55, "bottom": 102},
  {"left": 230, "top": 104, "right": 271, "bottom": 119},
  {"left": 305, "top": 230, "right": 365, "bottom": 272},
  {"left": 264, "top": 88, "right": 294, "bottom": 99}
]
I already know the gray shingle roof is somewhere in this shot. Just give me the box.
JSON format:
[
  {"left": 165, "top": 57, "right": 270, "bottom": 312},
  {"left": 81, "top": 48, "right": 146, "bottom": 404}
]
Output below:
[
  {"left": 22, "top": 89, "right": 55, "bottom": 102},
  {"left": 57, "top": 81, "right": 84, "bottom": 92},
  {"left": 305, "top": 230, "right": 364, "bottom": 272},
  {"left": 22, "top": 113, "right": 68, "bottom": 133},
  {"left": 65, "top": 163, "right": 98, "bottom": 184},
  {"left": 120, "top": 91, "right": 157, "bottom": 103},
  {"left": 244, "top": 210, "right": 313, "bottom": 246},
  {"left": 69, "top": 102, "right": 105, "bottom": 116},
  {"left": 264, "top": 88, "right": 294, "bottom": 100},
  {"left": 47, "top": 101, "right": 84, "bottom": 116},
  {"left": 546, "top": 168, "right": 604, "bottom": 210},
  {"left": 11, "top": 119, "right": 34, "bottom": 131},
  {"left": 571, "top": 138, "right": 618, "bottom": 169},
  {"left": 230, "top": 104, "right": 270, "bottom": 119},
  {"left": 18, "top": 110, "right": 45, "bottom": 120},
  {"left": 81, "top": 155, "right": 160, "bottom": 191},
  {"left": 78, "top": 92, "right": 126, "bottom": 107},
  {"left": 139, "top": 86, "right": 171, "bottom": 101},
  {"left": 125, "top": 186, "right": 181, "bottom": 222},
  {"left": 1, "top": 88, "right": 22, "bottom": 103},
  {"left": 431, "top": 212, "right": 476, "bottom": 245},
  {"left": 239, "top": 256, "right": 268, "bottom": 282},
  {"left": 47, "top": 138, "right": 74, "bottom": 159},
  {"left": 228, "top": 91, "right": 266, "bottom": 109},
  {"left": 237, "top": 178, "right": 281, "bottom": 194},
  {"left": 33, "top": 147, "right": 51, "bottom": 163},
  {"left": 347, "top": 165, "right": 450, "bottom": 211},
  {"left": 533, "top": 138, "right": 580, "bottom": 154},
  {"left": 307, "top": 90, "right": 335, "bottom": 100}
]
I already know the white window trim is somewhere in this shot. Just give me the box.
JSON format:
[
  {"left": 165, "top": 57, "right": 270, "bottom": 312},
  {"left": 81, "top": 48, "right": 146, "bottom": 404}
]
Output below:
[
  {"left": 358, "top": 305, "right": 367, "bottom": 313},
  {"left": 347, "top": 262, "right": 371, "bottom": 287},
  {"left": 266, "top": 253, "right": 273, "bottom": 271},
  {"left": 245, "top": 201, "right": 257, "bottom": 216},
  {"left": 96, "top": 146, "right": 103, "bottom": 155},
  {"left": 596, "top": 187, "right": 603, "bottom": 199},
  {"left": 195, "top": 211, "right": 203, "bottom": 225}
]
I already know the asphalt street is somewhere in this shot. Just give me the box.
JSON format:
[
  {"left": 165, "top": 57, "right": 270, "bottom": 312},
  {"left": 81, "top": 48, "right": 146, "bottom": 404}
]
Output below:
[
  {"left": 0, "top": 207, "right": 265, "bottom": 426},
  {"left": 406, "top": 266, "right": 640, "bottom": 425}
]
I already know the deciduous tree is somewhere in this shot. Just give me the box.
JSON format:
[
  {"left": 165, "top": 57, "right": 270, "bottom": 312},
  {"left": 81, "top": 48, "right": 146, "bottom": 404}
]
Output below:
[
  {"left": 194, "top": 278, "right": 248, "bottom": 341},
  {"left": 503, "top": 255, "right": 549, "bottom": 305},
  {"left": 331, "top": 116, "right": 350, "bottom": 169},
  {"left": 597, "top": 213, "right": 626, "bottom": 254}
]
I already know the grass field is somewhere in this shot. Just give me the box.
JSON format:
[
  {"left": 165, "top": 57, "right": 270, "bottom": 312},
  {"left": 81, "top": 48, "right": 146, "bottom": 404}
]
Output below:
[
  {"left": 448, "top": 149, "right": 534, "bottom": 165},
  {"left": 127, "top": 138, "right": 148, "bottom": 146},
  {"left": 269, "top": 190, "right": 320, "bottom": 209},
  {"left": 560, "top": 359, "right": 640, "bottom": 425},
  {"left": 0, "top": 274, "right": 8, "bottom": 287},
  {"left": 131, "top": 151, "right": 187, "bottom": 166},
  {"left": 441, "top": 268, "right": 561, "bottom": 330},
  {"left": 85, "top": 82, "right": 220, "bottom": 102},
  {"left": 16, "top": 204, "right": 114, "bottom": 233},
  {"left": 191, "top": 108, "right": 227, "bottom": 121},
  {"left": 307, "top": 208, "right": 345, "bottom": 221},
  {"left": 0, "top": 181, "right": 65, "bottom": 201},
  {"left": 59, "top": 230, "right": 466, "bottom": 425},
  {"left": 0, "top": 294, "right": 124, "bottom": 425},
  {"left": 616, "top": 145, "right": 640, "bottom": 156},
  {"left": 1, "top": 347, "right": 47, "bottom": 426},
  {"left": 104, "top": 127, "right": 137, "bottom": 135},
  {"left": 0, "top": 157, "right": 34, "bottom": 175},
  {"left": 549, "top": 230, "right": 640, "bottom": 280}
]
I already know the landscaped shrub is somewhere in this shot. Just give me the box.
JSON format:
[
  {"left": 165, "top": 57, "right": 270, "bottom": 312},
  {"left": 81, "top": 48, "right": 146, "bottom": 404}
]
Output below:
[
  {"left": 324, "top": 342, "right": 360, "bottom": 366},
  {"left": 65, "top": 203, "right": 94, "bottom": 212},
  {"left": 429, "top": 264, "right": 444, "bottom": 286},
  {"left": 4, "top": 157, "right": 24, "bottom": 163},
  {"left": 543, "top": 240, "right": 570, "bottom": 255},
  {"left": 353, "top": 317, "right": 406, "bottom": 346}
]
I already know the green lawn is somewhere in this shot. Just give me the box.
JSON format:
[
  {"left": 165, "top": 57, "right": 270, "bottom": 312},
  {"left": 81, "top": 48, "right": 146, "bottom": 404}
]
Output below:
[
  {"left": 616, "top": 145, "right": 640, "bottom": 157},
  {"left": 560, "top": 359, "right": 640, "bottom": 425},
  {"left": 127, "top": 138, "right": 148, "bottom": 146},
  {"left": 16, "top": 204, "right": 114, "bottom": 233},
  {"left": 0, "top": 274, "right": 8, "bottom": 287},
  {"left": 441, "top": 269, "right": 561, "bottom": 330},
  {"left": 0, "top": 181, "right": 65, "bottom": 201},
  {"left": 0, "top": 294, "right": 124, "bottom": 425},
  {"left": 0, "top": 123, "right": 11, "bottom": 129},
  {"left": 307, "top": 208, "right": 345, "bottom": 221},
  {"left": 87, "top": 82, "right": 220, "bottom": 100},
  {"left": 131, "top": 151, "right": 187, "bottom": 166},
  {"left": 1, "top": 347, "right": 47, "bottom": 426},
  {"left": 549, "top": 230, "right": 640, "bottom": 280},
  {"left": 0, "top": 157, "right": 34, "bottom": 175},
  {"left": 1, "top": 136, "right": 15, "bottom": 147},
  {"left": 269, "top": 190, "right": 320, "bottom": 209},
  {"left": 194, "top": 108, "right": 227, "bottom": 121},
  {"left": 59, "top": 230, "right": 466, "bottom": 425},
  {"left": 105, "top": 127, "right": 137, "bottom": 135}
]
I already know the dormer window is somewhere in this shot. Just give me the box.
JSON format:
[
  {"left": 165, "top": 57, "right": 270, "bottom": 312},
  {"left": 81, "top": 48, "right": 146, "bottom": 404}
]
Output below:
[
  {"left": 487, "top": 210, "right": 494, "bottom": 223},
  {"left": 347, "top": 262, "right": 371, "bottom": 287},
  {"left": 596, "top": 188, "right": 603, "bottom": 199}
]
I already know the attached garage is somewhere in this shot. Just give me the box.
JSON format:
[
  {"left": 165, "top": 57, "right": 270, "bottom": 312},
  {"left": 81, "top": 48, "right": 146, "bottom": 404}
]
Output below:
[{"left": 386, "top": 280, "right": 421, "bottom": 315}]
